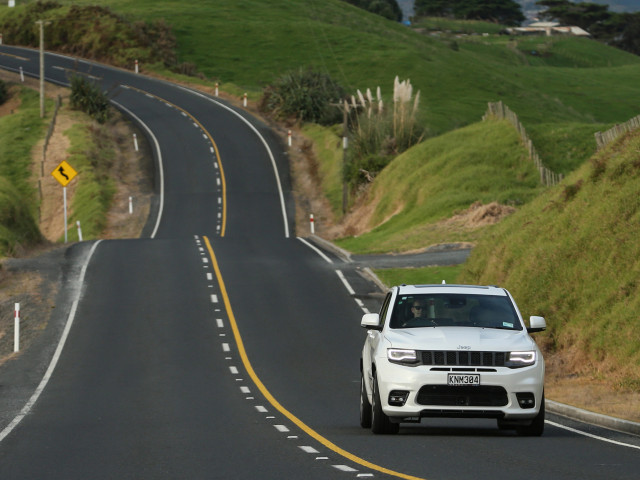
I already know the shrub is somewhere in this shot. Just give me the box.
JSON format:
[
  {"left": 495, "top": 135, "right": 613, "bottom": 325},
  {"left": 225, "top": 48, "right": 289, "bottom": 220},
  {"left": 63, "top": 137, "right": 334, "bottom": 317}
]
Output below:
[
  {"left": 259, "top": 68, "right": 346, "bottom": 126},
  {"left": 346, "top": 77, "right": 424, "bottom": 186},
  {"left": 0, "top": 2, "right": 177, "bottom": 69},
  {"left": 69, "top": 75, "right": 111, "bottom": 124}
]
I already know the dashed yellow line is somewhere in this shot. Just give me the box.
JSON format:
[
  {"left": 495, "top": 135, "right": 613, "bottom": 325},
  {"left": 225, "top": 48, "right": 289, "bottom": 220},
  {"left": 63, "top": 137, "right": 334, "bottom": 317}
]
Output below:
[
  {"left": 0, "top": 52, "right": 29, "bottom": 60},
  {"left": 123, "top": 85, "right": 227, "bottom": 236},
  {"left": 203, "top": 235, "right": 426, "bottom": 480}
]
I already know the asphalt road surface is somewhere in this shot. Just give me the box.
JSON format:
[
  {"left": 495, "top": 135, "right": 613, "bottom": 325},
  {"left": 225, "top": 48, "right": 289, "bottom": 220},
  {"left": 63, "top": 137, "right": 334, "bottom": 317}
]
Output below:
[{"left": 0, "top": 46, "right": 639, "bottom": 480}]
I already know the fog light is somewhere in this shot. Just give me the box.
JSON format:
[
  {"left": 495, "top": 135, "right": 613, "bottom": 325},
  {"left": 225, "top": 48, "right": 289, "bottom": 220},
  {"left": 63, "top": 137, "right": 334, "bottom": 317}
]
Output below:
[
  {"left": 389, "top": 390, "right": 409, "bottom": 406},
  {"left": 516, "top": 392, "right": 536, "bottom": 409}
]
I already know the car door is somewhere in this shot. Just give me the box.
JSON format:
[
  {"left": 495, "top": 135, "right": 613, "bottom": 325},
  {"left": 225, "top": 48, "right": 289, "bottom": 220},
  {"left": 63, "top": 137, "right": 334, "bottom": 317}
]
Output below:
[{"left": 363, "top": 290, "right": 393, "bottom": 392}]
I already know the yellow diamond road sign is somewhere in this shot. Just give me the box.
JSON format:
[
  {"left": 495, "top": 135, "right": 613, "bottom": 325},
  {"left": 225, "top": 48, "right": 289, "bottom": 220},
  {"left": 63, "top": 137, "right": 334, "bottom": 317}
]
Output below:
[{"left": 51, "top": 160, "right": 78, "bottom": 187}]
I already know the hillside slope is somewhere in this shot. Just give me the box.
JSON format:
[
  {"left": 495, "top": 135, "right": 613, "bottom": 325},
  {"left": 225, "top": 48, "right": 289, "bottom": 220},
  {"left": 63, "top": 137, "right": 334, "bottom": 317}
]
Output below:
[
  {"left": 334, "top": 117, "right": 543, "bottom": 253},
  {"left": 35, "top": 0, "right": 640, "bottom": 169},
  {"left": 460, "top": 128, "right": 640, "bottom": 395}
]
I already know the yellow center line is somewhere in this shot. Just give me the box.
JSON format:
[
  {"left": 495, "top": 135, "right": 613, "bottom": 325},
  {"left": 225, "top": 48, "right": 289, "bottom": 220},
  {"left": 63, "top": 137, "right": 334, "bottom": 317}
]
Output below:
[
  {"left": 123, "top": 85, "right": 227, "bottom": 236},
  {"left": 203, "top": 236, "right": 426, "bottom": 480},
  {"left": 0, "top": 52, "right": 29, "bottom": 60}
]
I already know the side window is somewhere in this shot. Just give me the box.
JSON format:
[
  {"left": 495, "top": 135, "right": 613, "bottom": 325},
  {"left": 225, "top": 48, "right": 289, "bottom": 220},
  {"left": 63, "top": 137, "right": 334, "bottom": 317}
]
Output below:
[{"left": 378, "top": 293, "right": 392, "bottom": 328}]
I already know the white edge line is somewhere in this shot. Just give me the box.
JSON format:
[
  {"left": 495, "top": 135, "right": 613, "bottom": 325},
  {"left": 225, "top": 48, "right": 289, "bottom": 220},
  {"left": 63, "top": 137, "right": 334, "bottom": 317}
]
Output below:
[
  {"left": 296, "top": 237, "right": 333, "bottom": 264},
  {"left": 0, "top": 240, "right": 103, "bottom": 444},
  {"left": 336, "top": 270, "right": 356, "bottom": 295},
  {"left": 172, "top": 84, "right": 290, "bottom": 238},
  {"left": 111, "top": 100, "right": 164, "bottom": 239},
  {"left": 545, "top": 420, "right": 640, "bottom": 450}
]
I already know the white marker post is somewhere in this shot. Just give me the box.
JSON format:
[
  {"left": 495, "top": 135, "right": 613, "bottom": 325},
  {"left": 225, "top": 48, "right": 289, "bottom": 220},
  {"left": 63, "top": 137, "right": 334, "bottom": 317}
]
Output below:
[
  {"left": 76, "top": 220, "right": 82, "bottom": 241},
  {"left": 243, "top": 93, "right": 247, "bottom": 107},
  {"left": 215, "top": 82, "right": 219, "bottom": 97},
  {"left": 133, "top": 133, "right": 139, "bottom": 151},
  {"left": 287, "top": 130, "right": 292, "bottom": 147},
  {"left": 310, "top": 214, "right": 315, "bottom": 235},
  {"left": 129, "top": 196, "right": 133, "bottom": 214},
  {"left": 135, "top": 59, "right": 139, "bottom": 74},
  {"left": 14, "top": 303, "right": 19, "bottom": 352},
  {"left": 19, "top": 66, "right": 24, "bottom": 82}
]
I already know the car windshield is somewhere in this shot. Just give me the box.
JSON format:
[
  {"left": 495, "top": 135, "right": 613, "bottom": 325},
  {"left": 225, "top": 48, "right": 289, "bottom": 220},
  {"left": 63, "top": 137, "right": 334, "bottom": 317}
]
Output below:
[{"left": 390, "top": 293, "right": 522, "bottom": 330}]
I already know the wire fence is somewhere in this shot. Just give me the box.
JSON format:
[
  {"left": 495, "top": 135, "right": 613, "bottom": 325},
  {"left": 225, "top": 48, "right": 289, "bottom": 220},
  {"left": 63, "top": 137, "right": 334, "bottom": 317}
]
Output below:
[
  {"left": 594, "top": 115, "right": 640, "bottom": 150},
  {"left": 483, "top": 101, "right": 563, "bottom": 187}
]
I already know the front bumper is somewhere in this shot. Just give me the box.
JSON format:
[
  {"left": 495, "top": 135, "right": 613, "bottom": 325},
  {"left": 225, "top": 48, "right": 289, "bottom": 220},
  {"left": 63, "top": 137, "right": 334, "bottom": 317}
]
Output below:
[{"left": 374, "top": 359, "right": 544, "bottom": 420}]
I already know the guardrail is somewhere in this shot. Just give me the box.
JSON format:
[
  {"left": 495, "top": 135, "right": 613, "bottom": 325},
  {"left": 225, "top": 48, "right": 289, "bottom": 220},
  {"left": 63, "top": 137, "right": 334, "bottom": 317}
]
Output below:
[{"left": 483, "top": 101, "right": 563, "bottom": 187}]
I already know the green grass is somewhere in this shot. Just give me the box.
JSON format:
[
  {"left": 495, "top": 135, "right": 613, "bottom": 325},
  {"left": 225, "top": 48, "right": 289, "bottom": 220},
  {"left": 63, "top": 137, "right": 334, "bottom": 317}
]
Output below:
[
  {"left": 301, "top": 123, "right": 345, "bottom": 218},
  {"left": 335, "top": 118, "right": 542, "bottom": 253},
  {"left": 27, "top": 1, "right": 640, "bottom": 130},
  {"left": 62, "top": 115, "right": 117, "bottom": 242},
  {"left": 375, "top": 265, "right": 463, "bottom": 288},
  {"left": 0, "top": 88, "right": 47, "bottom": 254},
  {"left": 458, "top": 129, "right": 640, "bottom": 381}
]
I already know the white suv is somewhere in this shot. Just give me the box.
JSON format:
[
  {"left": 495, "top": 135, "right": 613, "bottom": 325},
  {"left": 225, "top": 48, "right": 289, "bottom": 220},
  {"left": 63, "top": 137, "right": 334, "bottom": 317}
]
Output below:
[{"left": 360, "top": 284, "right": 546, "bottom": 435}]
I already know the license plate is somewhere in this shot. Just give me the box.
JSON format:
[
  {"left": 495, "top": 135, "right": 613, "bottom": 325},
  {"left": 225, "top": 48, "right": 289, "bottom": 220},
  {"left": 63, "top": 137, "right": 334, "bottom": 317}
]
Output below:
[{"left": 447, "top": 373, "right": 480, "bottom": 386}]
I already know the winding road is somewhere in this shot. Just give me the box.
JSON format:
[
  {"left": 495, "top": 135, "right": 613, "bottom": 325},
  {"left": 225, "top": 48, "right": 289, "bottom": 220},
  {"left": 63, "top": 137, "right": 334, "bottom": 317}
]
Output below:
[{"left": 0, "top": 46, "right": 638, "bottom": 480}]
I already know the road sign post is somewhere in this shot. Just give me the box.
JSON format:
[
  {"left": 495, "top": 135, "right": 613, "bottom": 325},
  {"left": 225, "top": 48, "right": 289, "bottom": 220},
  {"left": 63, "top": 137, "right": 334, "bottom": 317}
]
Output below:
[{"left": 51, "top": 160, "right": 78, "bottom": 243}]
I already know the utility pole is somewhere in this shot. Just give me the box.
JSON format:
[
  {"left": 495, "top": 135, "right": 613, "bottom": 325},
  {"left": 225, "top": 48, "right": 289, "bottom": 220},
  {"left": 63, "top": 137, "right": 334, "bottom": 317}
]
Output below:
[
  {"left": 35, "top": 20, "right": 50, "bottom": 118},
  {"left": 332, "top": 100, "right": 351, "bottom": 214},
  {"left": 341, "top": 103, "right": 349, "bottom": 214}
]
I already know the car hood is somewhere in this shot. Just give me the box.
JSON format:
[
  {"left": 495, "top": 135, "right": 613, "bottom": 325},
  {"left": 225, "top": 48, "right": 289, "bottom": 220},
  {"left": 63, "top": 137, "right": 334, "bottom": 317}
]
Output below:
[{"left": 384, "top": 327, "right": 536, "bottom": 352}]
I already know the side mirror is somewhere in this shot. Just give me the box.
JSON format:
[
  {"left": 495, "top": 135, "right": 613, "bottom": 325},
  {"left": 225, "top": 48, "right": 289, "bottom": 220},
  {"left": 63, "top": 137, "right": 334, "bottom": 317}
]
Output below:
[
  {"left": 361, "top": 313, "right": 381, "bottom": 330},
  {"left": 527, "top": 315, "right": 546, "bottom": 333}
]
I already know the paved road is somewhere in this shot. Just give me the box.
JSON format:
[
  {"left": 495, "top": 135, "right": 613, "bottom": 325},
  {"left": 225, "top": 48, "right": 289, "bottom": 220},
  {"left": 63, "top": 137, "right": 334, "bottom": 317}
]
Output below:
[{"left": 0, "top": 46, "right": 639, "bottom": 480}]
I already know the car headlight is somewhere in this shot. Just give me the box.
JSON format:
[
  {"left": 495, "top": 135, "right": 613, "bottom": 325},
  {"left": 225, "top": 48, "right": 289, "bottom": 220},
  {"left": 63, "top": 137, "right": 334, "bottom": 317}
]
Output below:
[
  {"left": 506, "top": 351, "right": 536, "bottom": 368},
  {"left": 388, "top": 348, "right": 419, "bottom": 365}
]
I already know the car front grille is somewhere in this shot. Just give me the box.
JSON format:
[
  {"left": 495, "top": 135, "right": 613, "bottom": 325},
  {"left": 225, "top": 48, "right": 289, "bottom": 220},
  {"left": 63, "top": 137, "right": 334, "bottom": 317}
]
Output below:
[
  {"left": 416, "top": 385, "right": 508, "bottom": 407},
  {"left": 421, "top": 350, "right": 506, "bottom": 367}
]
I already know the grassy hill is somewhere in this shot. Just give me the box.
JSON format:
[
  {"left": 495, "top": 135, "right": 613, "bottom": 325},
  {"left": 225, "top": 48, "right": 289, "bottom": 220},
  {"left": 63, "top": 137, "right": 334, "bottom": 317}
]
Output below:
[
  {"left": 334, "top": 117, "right": 543, "bottom": 253},
  {"left": 460, "top": 128, "right": 640, "bottom": 391},
  {"left": 6, "top": 0, "right": 640, "bottom": 171}
]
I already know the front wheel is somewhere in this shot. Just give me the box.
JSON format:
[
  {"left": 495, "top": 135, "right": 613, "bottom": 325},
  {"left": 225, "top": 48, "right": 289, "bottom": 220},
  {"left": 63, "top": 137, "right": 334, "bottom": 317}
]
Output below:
[
  {"left": 371, "top": 376, "right": 399, "bottom": 434},
  {"left": 360, "top": 373, "right": 372, "bottom": 428}
]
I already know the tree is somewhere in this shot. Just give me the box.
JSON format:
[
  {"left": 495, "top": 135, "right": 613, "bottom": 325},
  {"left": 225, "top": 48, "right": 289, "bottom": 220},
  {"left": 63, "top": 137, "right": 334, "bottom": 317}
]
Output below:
[
  {"left": 536, "top": 1, "right": 640, "bottom": 56},
  {"left": 456, "top": 0, "right": 525, "bottom": 26},
  {"left": 536, "top": 0, "right": 610, "bottom": 30},
  {"left": 344, "top": 0, "right": 402, "bottom": 22},
  {"left": 259, "top": 68, "right": 346, "bottom": 126},
  {"left": 610, "top": 13, "right": 640, "bottom": 55},
  {"left": 415, "top": 0, "right": 524, "bottom": 26}
]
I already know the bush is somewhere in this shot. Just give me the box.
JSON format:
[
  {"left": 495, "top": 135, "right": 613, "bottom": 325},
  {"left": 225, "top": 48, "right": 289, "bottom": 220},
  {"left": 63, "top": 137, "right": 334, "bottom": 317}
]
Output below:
[
  {"left": 69, "top": 75, "right": 111, "bottom": 124},
  {"left": 0, "top": 2, "right": 177, "bottom": 69},
  {"left": 259, "top": 68, "right": 346, "bottom": 126},
  {"left": 345, "top": 78, "right": 425, "bottom": 187}
]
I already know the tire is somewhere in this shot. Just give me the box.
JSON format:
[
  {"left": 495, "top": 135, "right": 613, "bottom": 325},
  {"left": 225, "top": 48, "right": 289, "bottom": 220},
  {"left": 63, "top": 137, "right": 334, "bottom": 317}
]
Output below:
[
  {"left": 517, "top": 395, "right": 545, "bottom": 437},
  {"left": 360, "top": 374, "right": 372, "bottom": 428},
  {"left": 371, "top": 376, "right": 399, "bottom": 434}
]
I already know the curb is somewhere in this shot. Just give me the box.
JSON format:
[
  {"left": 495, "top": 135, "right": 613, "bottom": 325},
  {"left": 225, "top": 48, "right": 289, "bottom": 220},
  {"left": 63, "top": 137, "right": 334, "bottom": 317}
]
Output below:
[
  {"left": 308, "top": 234, "right": 352, "bottom": 263},
  {"left": 547, "top": 400, "right": 640, "bottom": 436}
]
